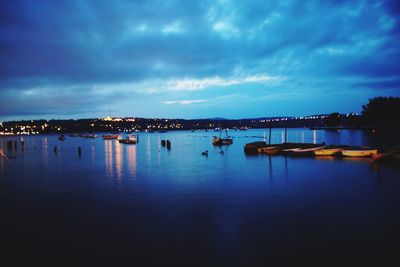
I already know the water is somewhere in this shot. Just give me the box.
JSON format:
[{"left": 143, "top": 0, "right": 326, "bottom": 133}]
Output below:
[{"left": 1, "top": 129, "right": 399, "bottom": 266}]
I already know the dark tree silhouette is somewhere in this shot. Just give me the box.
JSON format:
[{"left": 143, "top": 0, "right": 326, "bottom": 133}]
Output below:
[
  {"left": 362, "top": 97, "right": 400, "bottom": 126},
  {"left": 324, "top": 112, "right": 341, "bottom": 127}
]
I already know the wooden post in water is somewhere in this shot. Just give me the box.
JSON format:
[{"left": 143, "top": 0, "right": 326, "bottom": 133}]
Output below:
[
  {"left": 78, "top": 147, "right": 82, "bottom": 157},
  {"left": 284, "top": 128, "right": 287, "bottom": 143},
  {"left": 268, "top": 127, "right": 272, "bottom": 145},
  {"left": 54, "top": 146, "right": 58, "bottom": 154},
  {"left": 14, "top": 141, "right": 17, "bottom": 149},
  {"left": 136, "top": 134, "right": 139, "bottom": 143},
  {"left": 166, "top": 140, "right": 171, "bottom": 150}
]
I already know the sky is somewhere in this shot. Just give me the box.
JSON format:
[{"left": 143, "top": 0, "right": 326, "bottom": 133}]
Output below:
[{"left": 0, "top": 0, "right": 399, "bottom": 120}]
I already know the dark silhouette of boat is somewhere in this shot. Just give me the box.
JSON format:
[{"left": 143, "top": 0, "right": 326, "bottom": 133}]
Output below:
[
  {"left": 118, "top": 135, "right": 137, "bottom": 144},
  {"left": 213, "top": 129, "right": 233, "bottom": 146}
]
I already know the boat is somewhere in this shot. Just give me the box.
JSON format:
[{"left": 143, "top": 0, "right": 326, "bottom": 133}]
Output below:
[
  {"left": 341, "top": 148, "right": 378, "bottom": 157},
  {"left": 245, "top": 142, "right": 325, "bottom": 155},
  {"left": 244, "top": 141, "right": 268, "bottom": 154},
  {"left": 284, "top": 146, "right": 325, "bottom": 156},
  {"left": 257, "top": 146, "right": 280, "bottom": 154},
  {"left": 118, "top": 135, "right": 137, "bottom": 144},
  {"left": 314, "top": 145, "right": 349, "bottom": 156},
  {"left": 103, "top": 134, "right": 119, "bottom": 140},
  {"left": 213, "top": 137, "right": 233, "bottom": 145},
  {"left": 314, "top": 148, "right": 343, "bottom": 156},
  {"left": 213, "top": 129, "right": 233, "bottom": 146}
]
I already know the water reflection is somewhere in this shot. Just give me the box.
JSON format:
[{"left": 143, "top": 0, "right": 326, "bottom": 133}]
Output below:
[
  {"left": 115, "top": 143, "right": 123, "bottom": 180},
  {"left": 104, "top": 140, "right": 137, "bottom": 180},
  {"left": 91, "top": 142, "right": 95, "bottom": 164},
  {"left": 126, "top": 145, "right": 137, "bottom": 178},
  {"left": 268, "top": 155, "right": 273, "bottom": 180},
  {"left": 315, "top": 155, "right": 335, "bottom": 161},
  {"left": 0, "top": 149, "right": 4, "bottom": 177},
  {"left": 105, "top": 140, "right": 113, "bottom": 177},
  {"left": 41, "top": 137, "right": 48, "bottom": 168},
  {"left": 313, "top": 130, "right": 317, "bottom": 144}
]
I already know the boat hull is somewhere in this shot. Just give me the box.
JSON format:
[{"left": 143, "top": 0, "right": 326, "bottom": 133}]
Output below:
[
  {"left": 257, "top": 146, "right": 280, "bottom": 154},
  {"left": 341, "top": 149, "right": 378, "bottom": 157},
  {"left": 213, "top": 138, "right": 233, "bottom": 146},
  {"left": 118, "top": 140, "right": 136, "bottom": 144},
  {"left": 314, "top": 148, "right": 343, "bottom": 156},
  {"left": 103, "top": 135, "right": 119, "bottom": 140}
]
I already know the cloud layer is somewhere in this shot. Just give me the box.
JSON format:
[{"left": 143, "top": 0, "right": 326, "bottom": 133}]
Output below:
[{"left": 0, "top": 0, "right": 399, "bottom": 119}]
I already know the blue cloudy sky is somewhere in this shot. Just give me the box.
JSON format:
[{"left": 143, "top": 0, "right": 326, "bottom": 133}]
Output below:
[{"left": 0, "top": 0, "right": 399, "bottom": 120}]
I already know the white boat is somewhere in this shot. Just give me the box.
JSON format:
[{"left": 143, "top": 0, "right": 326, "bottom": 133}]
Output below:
[{"left": 341, "top": 148, "right": 378, "bottom": 157}]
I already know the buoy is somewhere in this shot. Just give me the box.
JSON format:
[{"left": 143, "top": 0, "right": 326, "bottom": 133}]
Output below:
[{"left": 220, "top": 151, "right": 224, "bottom": 155}]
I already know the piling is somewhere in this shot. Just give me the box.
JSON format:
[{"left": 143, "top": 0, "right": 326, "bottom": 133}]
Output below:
[
  {"left": 136, "top": 135, "right": 139, "bottom": 143},
  {"left": 284, "top": 128, "right": 288, "bottom": 143},
  {"left": 268, "top": 127, "right": 272, "bottom": 145},
  {"left": 78, "top": 147, "right": 82, "bottom": 157},
  {"left": 54, "top": 146, "right": 58, "bottom": 154},
  {"left": 14, "top": 141, "right": 17, "bottom": 149},
  {"left": 166, "top": 140, "right": 171, "bottom": 150}
]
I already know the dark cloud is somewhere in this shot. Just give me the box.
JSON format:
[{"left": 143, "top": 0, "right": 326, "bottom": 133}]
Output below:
[{"left": 0, "top": 0, "right": 399, "bottom": 119}]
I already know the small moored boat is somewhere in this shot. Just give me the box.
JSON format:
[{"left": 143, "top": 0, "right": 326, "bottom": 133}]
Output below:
[
  {"left": 103, "top": 134, "right": 119, "bottom": 140},
  {"left": 213, "top": 129, "right": 233, "bottom": 146},
  {"left": 341, "top": 148, "right": 378, "bottom": 157},
  {"left": 257, "top": 146, "right": 280, "bottom": 154},
  {"left": 118, "top": 135, "right": 137, "bottom": 144},
  {"left": 314, "top": 146, "right": 348, "bottom": 156},
  {"left": 285, "top": 146, "right": 325, "bottom": 156},
  {"left": 314, "top": 148, "right": 343, "bottom": 156}
]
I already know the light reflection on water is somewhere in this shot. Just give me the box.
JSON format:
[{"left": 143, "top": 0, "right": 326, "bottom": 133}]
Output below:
[
  {"left": 0, "top": 129, "right": 399, "bottom": 265},
  {"left": 104, "top": 140, "right": 137, "bottom": 180}
]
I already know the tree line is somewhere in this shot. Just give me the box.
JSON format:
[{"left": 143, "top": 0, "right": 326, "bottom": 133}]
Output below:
[{"left": 324, "top": 96, "right": 400, "bottom": 128}]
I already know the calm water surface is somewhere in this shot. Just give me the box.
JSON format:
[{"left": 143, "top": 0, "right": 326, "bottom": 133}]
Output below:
[{"left": 1, "top": 129, "right": 399, "bottom": 266}]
